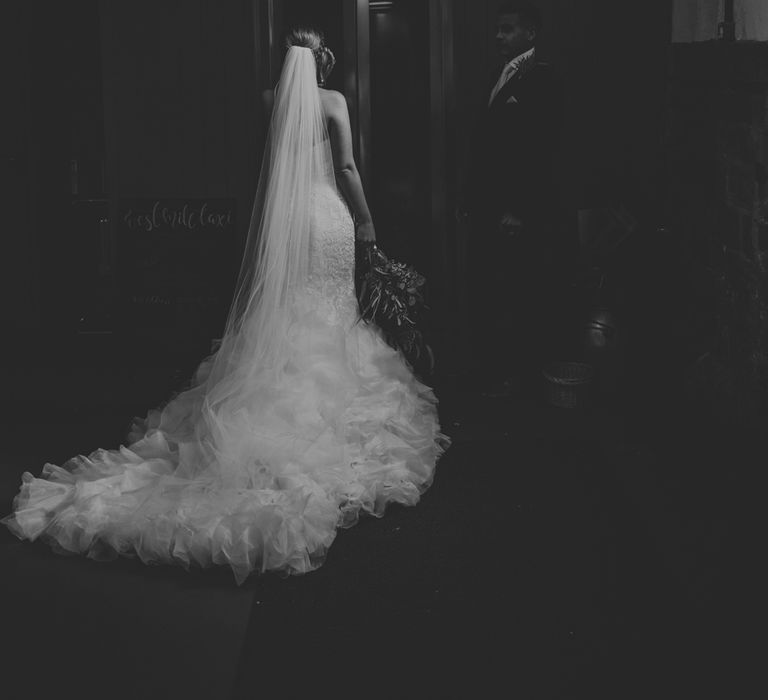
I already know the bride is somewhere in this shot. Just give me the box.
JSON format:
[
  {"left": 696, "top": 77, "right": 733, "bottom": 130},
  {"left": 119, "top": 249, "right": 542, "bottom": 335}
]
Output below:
[{"left": 1, "top": 29, "right": 450, "bottom": 585}]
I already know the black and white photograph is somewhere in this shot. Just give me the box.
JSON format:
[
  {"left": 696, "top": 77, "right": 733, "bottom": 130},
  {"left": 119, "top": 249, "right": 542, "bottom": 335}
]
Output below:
[{"left": 0, "top": 1, "right": 762, "bottom": 697}]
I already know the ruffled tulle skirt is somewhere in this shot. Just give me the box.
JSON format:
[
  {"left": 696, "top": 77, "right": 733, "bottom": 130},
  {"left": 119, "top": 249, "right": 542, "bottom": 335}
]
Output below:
[{"left": 1, "top": 304, "right": 449, "bottom": 584}]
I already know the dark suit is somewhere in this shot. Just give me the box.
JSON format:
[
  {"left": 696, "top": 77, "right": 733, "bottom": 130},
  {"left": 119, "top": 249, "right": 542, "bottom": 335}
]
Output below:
[{"left": 468, "top": 54, "right": 571, "bottom": 385}]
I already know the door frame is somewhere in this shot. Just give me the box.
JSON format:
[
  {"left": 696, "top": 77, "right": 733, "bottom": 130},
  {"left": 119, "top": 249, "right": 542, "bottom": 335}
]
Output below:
[{"left": 342, "top": 0, "right": 371, "bottom": 189}]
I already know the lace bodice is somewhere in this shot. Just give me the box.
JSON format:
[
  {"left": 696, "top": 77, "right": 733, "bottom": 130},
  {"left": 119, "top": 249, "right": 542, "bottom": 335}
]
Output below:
[{"left": 304, "top": 182, "right": 359, "bottom": 326}]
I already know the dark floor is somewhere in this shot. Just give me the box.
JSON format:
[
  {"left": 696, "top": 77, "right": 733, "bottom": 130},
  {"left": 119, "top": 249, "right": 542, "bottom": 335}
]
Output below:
[{"left": 0, "top": 346, "right": 755, "bottom": 699}]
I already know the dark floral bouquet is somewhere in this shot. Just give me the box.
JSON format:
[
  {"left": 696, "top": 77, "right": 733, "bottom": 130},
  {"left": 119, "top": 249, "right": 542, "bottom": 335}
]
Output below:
[{"left": 354, "top": 241, "right": 433, "bottom": 371}]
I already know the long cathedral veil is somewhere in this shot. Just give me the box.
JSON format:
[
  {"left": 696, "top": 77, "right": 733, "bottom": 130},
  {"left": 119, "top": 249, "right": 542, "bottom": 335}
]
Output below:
[
  {"left": 210, "top": 45, "right": 333, "bottom": 380},
  {"left": 130, "top": 46, "right": 337, "bottom": 485},
  {"left": 2, "top": 43, "right": 448, "bottom": 585}
]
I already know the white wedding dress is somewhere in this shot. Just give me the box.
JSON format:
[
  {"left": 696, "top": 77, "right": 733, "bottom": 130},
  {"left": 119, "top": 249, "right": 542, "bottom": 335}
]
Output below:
[{"left": 2, "top": 154, "right": 450, "bottom": 585}]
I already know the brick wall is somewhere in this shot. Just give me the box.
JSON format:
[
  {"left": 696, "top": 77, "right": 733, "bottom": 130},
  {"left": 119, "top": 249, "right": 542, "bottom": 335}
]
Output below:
[{"left": 666, "top": 41, "right": 768, "bottom": 417}]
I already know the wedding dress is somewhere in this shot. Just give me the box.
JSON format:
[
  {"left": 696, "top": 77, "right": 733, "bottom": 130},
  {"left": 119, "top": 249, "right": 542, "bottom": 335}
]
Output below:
[{"left": 2, "top": 47, "right": 449, "bottom": 585}]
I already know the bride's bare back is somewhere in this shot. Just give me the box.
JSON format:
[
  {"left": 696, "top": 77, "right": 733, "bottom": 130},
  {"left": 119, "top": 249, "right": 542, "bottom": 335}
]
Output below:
[{"left": 262, "top": 87, "right": 375, "bottom": 242}]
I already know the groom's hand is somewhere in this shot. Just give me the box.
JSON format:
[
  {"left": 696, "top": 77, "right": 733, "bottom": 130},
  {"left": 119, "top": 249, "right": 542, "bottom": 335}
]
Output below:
[{"left": 355, "top": 221, "right": 376, "bottom": 243}]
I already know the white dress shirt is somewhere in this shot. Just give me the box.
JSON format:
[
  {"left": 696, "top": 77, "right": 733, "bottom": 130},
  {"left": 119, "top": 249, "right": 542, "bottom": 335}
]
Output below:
[{"left": 488, "top": 46, "right": 536, "bottom": 107}]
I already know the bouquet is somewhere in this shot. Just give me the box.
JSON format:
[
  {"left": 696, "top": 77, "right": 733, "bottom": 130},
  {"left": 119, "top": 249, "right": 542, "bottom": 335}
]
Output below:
[{"left": 354, "top": 240, "right": 433, "bottom": 372}]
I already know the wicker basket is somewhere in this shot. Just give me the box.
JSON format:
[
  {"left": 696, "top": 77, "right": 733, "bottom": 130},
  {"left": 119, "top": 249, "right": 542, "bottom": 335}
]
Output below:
[{"left": 542, "top": 361, "right": 594, "bottom": 409}]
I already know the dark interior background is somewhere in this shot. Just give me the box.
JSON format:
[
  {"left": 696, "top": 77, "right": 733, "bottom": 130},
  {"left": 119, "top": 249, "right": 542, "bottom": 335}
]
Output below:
[
  {"left": 0, "top": 4, "right": 764, "bottom": 695},
  {"left": 1, "top": 0, "right": 765, "bottom": 425},
  {"left": 0, "top": 0, "right": 669, "bottom": 332}
]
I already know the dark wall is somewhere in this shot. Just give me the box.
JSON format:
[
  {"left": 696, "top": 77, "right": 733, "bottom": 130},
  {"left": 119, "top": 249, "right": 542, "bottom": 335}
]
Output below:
[
  {"left": 99, "top": 0, "right": 259, "bottom": 340},
  {"left": 369, "top": 2, "right": 431, "bottom": 272},
  {"left": 99, "top": 1, "right": 257, "bottom": 202},
  {"left": 666, "top": 41, "right": 768, "bottom": 418},
  {"left": 1, "top": 0, "right": 105, "bottom": 333},
  {"left": 1, "top": 0, "right": 38, "bottom": 332},
  {"left": 0, "top": 0, "right": 261, "bottom": 343}
]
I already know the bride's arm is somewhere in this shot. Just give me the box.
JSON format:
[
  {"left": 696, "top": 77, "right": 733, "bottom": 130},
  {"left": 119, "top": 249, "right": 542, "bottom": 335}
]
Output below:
[{"left": 326, "top": 91, "right": 376, "bottom": 242}]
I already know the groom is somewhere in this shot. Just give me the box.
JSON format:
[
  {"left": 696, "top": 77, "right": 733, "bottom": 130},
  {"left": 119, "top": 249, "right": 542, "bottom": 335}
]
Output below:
[{"left": 468, "top": 2, "right": 569, "bottom": 397}]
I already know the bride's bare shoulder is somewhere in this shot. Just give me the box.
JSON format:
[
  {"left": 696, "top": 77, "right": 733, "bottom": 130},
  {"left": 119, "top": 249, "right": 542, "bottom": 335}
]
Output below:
[{"left": 319, "top": 88, "right": 348, "bottom": 118}]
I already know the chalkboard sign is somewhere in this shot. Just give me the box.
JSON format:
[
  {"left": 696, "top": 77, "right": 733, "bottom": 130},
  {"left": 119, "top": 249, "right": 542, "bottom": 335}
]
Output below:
[{"left": 116, "top": 198, "right": 237, "bottom": 336}]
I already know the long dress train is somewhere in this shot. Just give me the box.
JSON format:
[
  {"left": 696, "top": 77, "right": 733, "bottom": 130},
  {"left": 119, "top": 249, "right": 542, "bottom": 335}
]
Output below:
[{"left": 1, "top": 176, "right": 450, "bottom": 584}]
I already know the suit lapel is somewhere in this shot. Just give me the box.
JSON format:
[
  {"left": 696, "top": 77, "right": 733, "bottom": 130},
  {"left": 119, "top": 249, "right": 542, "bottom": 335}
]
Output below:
[{"left": 488, "top": 55, "right": 538, "bottom": 110}]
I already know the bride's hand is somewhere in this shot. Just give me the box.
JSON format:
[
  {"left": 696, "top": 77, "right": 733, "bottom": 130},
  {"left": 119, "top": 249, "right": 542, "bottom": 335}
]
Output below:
[{"left": 355, "top": 221, "right": 376, "bottom": 244}]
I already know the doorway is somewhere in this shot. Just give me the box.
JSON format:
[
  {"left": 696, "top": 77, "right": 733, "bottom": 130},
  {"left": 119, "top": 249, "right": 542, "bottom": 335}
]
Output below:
[{"left": 257, "top": 0, "right": 462, "bottom": 370}]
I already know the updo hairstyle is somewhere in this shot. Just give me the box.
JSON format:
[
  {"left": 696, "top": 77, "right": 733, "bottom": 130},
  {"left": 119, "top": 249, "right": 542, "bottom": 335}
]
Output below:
[{"left": 285, "top": 27, "right": 336, "bottom": 87}]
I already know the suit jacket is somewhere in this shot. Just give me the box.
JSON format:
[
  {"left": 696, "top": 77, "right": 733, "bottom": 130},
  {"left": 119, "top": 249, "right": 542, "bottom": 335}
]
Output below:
[{"left": 472, "top": 56, "right": 564, "bottom": 231}]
